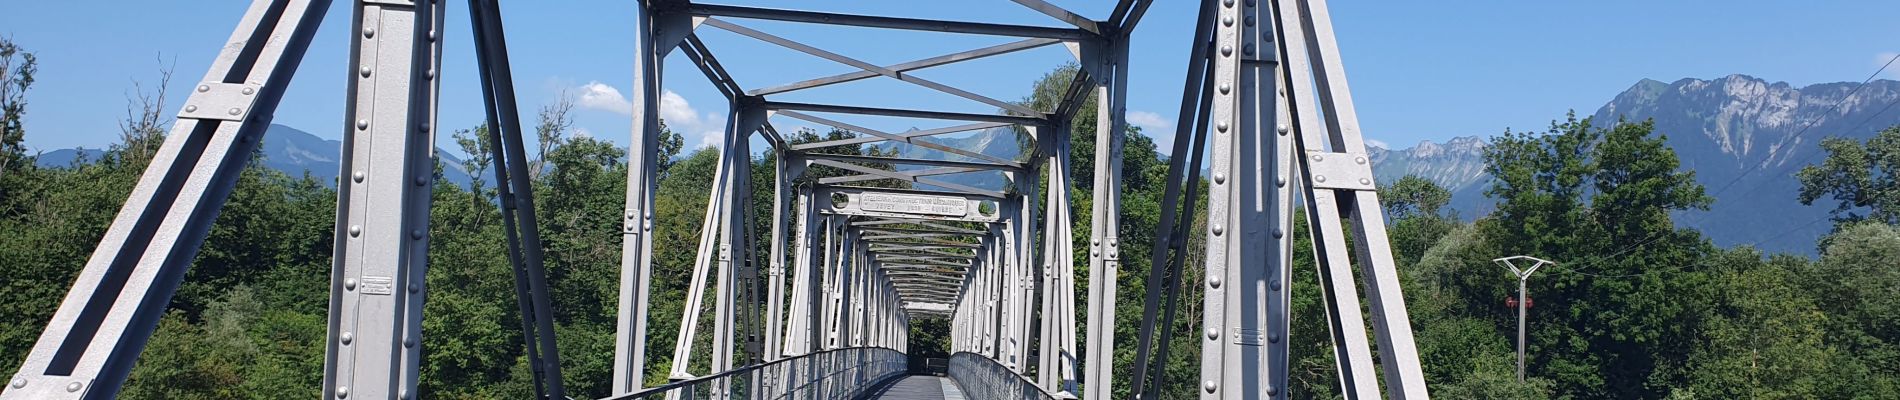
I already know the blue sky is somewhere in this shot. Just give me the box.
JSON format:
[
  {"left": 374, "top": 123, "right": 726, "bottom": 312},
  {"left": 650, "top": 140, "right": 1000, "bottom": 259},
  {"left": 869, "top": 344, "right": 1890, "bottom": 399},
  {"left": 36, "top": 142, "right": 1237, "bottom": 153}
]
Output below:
[{"left": 3, "top": 1, "right": 1896, "bottom": 156}]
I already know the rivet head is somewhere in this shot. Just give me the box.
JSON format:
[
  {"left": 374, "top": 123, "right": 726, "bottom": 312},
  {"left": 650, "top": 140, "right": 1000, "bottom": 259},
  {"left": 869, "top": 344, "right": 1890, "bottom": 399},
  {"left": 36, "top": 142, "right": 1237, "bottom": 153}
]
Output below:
[
  {"left": 1222, "top": 16, "right": 1234, "bottom": 27},
  {"left": 1311, "top": 154, "right": 1324, "bottom": 162},
  {"left": 197, "top": 85, "right": 210, "bottom": 93},
  {"left": 345, "top": 278, "right": 357, "bottom": 290},
  {"left": 1206, "top": 328, "right": 1220, "bottom": 340},
  {"left": 357, "top": 119, "right": 370, "bottom": 130},
  {"left": 1269, "top": 332, "right": 1281, "bottom": 343},
  {"left": 228, "top": 107, "right": 242, "bottom": 116},
  {"left": 364, "top": 28, "right": 375, "bottom": 38},
  {"left": 184, "top": 105, "right": 198, "bottom": 113},
  {"left": 352, "top": 171, "right": 365, "bottom": 183},
  {"left": 1204, "top": 380, "right": 1218, "bottom": 393},
  {"left": 1212, "top": 224, "right": 1225, "bottom": 236},
  {"left": 67, "top": 382, "right": 82, "bottom": 392},
  {"left": 1220, "top": 45, "right": 1233, "bottom": 56},
  {"left": 1209, "top": 276, "right": 1222, "bottom": 288},
  {"left": 1277, "top": 177, "right": 1287, "bottom": 187},
  {"left": 1315, "top": 175, "right": 1328, "bottom": 183},
  {"left": 410, "top": 230, "right": 424, "bottom": 239},
  {"left": 241, "top": 87, "right": 256, "bottom": 95},
  {"left": 1223, "top": 0, "right": 1235, "bottom": 6},
  {"left": 337, "top": 386, "right": 350, "bottom": 398},
  {"left": 415, "top": 176, "right": 428, "bottom": 186},
  {"left": 10, "top": 378, "right": 24, "bottom": 388},
  {"left": 426, "top": 69, "right": 436, "bottom": 80},
  {"left": 1273, "top": 229, "right": 1284, "bottom": 239},
  {"left": 1219, "top": 83, "right": 1231, "bottom": 94},
  {"left": 428, "top": 30, "right": 438, "bottom": 41},
  {"left": 408, "top": 283, "right": 420, "bottom": 293},
  {"left": 359, "top": 66, "right": 372, "bottom": 77},
  {"left": 348, "top": 225, "right": 361, "bottom": 237},
  {"left": 1359, "top": 178, "right": 1372, "bottom": 185},
  {"left": 340, "top": 332, "right": 353, "bottom": 345},
  {"left": 1213, "top": 173, "right": 1226, "bottom": 184},
  {"left": 1266, "top": 384, "right": 1278, "bottom": 395},
  {"left": 1245, "top": 16, "right": 1256, "bottom": 27},
  {"left": 1355, "top": 156, "right": 1368, "bottom": 164},
  {"left": 419, "top": 123, "right": 431, "bottom": 133},
  {"left": 1270, "top": 280, "right": 1282, "bottom": 291},
  {"left": 1243, "top": 43, "right": 1255, "bottom": 55},
  {"left": 1277, "top": 124, "right": 1289, "bottom": 134},
  {"left": 404, "top": 337, "right": 416, "bottom": 348},
  {"left": 1217, "top": 122, "right": 1229, "bottom": 132}
]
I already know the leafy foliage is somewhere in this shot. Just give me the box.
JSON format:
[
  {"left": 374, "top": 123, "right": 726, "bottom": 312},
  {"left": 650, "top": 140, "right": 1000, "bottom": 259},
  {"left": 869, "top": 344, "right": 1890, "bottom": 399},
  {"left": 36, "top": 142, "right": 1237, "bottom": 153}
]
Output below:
[{"left": 1799, "top": 126, "right": 1900, "bottom": 226}]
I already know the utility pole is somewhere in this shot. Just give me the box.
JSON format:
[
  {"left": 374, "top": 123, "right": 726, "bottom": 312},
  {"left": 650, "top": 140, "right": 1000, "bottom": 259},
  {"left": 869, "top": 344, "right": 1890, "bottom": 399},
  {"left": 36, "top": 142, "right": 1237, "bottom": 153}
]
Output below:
[{"left": 1494, "top": 255, "right": 1551, "bottom": 384}]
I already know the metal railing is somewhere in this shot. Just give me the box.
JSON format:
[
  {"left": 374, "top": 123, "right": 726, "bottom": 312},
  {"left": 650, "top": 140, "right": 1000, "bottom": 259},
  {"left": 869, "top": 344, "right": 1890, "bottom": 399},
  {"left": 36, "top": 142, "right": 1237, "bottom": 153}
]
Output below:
[
  {"left": 605, "top": 347, "right": 907, "bottom": 400},
  {"left": 948, "top": 352, "right": 1057, "bottom": 400}
]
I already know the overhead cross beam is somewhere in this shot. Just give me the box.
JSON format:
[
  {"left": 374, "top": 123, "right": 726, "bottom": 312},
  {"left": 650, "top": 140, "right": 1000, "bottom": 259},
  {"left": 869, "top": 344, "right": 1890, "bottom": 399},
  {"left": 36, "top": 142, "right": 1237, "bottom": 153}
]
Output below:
[
  {"left": 766, "top": 101, "right": 1046, "bottom": 126},
  {"left": 686, "top": 3, "right": 1098, "bottom": 40},
  {"left": 808, "top": 159, "right": 1007, "bottom": 199},
  {"left": 1009, "top": 0, "right": 1103, "bottom": 35},
  {"left": 778, "top": 110, "right": 1019, "bottom": 166},
  {"left": 752, "top": 38, "right": 1062, "bottom": 97},
  {"left": 703, "top": 18, "right": 1042, "bottom": 116}
]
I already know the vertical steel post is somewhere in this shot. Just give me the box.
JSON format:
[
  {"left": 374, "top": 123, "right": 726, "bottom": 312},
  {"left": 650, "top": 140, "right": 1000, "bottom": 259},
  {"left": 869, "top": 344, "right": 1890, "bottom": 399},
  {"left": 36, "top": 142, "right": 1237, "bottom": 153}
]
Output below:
[
  {"left": 325, "top": 0, "right": 444, "bottom": 398},
  {"left": 1040, "top": 119, "right": 1080, "bottom": 398},
  {"left": 782, "top": 187, "right": 816, "bottom": 356},
  {"left": 765, "top": 154, "right": 798, "bottom": 362},
  {"left": 613, "top": 0, "right": 685, "bottom": 392},
  {"left": 1081, "top": 33, "right": 1131, "bottom": 400}
]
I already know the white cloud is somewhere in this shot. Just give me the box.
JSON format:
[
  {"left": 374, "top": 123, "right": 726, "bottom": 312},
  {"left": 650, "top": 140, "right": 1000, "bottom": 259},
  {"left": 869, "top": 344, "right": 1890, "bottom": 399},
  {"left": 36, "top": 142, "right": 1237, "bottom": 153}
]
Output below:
[
  {"left": 1365, "top": 138, "right": 1389, "bottom": 149},
  {"left": 1128, "top": 110, "right": 1173, "bottom": 136},
  {"left": 577, "top": 81, "right": 633, "bottom": 115},
  {"left": 574, "top": 82, "right": 727, "bottom": 149},
  {"left": 661, "top": 90, "right": 727, "bottom": 149}
]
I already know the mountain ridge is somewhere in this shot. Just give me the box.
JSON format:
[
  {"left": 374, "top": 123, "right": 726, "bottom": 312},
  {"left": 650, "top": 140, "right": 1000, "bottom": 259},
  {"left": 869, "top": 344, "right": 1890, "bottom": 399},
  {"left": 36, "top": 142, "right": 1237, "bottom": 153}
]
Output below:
[
  {"left": 36, "top": 124, "right": 473, "bottom": 187},
  {"left": 1378, "top": 74, "right": 1900, "bottom": 254}
]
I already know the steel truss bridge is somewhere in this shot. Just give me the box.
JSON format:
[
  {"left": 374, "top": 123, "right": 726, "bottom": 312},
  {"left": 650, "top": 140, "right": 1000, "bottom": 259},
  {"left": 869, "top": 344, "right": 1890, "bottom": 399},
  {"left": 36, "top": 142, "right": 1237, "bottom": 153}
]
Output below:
[{"left": 2, "top": 0, "right": 1429, "bottom": 398}]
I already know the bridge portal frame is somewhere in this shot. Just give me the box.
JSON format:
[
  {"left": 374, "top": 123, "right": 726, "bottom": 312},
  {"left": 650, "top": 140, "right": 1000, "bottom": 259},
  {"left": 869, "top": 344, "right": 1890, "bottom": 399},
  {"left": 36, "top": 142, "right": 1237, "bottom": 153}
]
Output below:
[{"left": 0, "top": 0, "right": 1440, "bottom": 399}]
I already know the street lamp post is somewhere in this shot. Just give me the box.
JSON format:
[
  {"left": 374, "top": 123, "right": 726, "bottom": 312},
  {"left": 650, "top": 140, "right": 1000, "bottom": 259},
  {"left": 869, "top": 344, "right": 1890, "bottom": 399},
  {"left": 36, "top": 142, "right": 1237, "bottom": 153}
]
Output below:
[{"left": 1494, "top": 255, "right": 1552, "bottom": 384}]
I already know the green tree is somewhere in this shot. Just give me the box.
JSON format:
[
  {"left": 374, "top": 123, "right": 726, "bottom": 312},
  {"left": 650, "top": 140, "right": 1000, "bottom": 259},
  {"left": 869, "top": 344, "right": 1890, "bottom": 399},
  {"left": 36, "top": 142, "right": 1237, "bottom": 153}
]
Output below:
[
  {"left": 1480, "top": 113, "right": 1713, "bottom": 397},
  {"left": 1383, "top": 175, "right": 1458, "bottom": 267},
  {"left": 1797, "top": 125, "right": 1900, "bottom": 226},
  {"left": 0, "top": 37, "right": 34, "bottom": 181}
]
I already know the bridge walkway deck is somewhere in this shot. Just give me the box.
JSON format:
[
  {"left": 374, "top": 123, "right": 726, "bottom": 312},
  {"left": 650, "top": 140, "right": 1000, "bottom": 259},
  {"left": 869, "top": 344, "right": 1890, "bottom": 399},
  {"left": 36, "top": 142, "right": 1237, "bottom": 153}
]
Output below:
[{"left": 861, "top": 374, "right": 964, "bottom": 400}]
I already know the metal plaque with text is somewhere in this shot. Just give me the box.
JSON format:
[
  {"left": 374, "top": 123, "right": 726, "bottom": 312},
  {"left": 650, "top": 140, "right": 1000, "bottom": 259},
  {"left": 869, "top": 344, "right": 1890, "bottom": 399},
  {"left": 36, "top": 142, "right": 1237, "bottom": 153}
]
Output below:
[{"left": 859, "top": 193, "right": 969, "bottom": 217}]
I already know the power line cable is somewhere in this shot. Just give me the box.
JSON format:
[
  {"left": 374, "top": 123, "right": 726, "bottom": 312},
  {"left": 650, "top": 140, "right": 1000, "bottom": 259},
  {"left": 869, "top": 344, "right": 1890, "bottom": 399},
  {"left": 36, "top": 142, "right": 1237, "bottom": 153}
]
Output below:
[
  {"left": 1703, "top": 52, "right": 1900, "bottom": 198},
  {"left": 1548, "top": 215, "right": 1832, "bottom": 279}
]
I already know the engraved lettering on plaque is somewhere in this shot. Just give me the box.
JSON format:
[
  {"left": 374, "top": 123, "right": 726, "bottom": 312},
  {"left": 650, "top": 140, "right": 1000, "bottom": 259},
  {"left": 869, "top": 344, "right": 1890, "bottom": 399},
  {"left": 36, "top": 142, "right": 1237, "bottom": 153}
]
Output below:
[
  {"left": 858, "top": 193, "right": 969, "bottom": 217},
  {"left": 361, "top": 276, "right": 395, "bottom": 295}
]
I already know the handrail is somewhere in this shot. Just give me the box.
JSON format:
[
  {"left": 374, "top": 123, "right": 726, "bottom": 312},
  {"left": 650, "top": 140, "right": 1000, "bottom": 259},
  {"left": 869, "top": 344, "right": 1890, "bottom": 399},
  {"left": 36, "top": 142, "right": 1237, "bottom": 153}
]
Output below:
[
  {"left": 602, "top": 347, "right": 907, "bottom": 400},
  {"left": 948, "top": 352, "right": 1057, "bottom": 400}
]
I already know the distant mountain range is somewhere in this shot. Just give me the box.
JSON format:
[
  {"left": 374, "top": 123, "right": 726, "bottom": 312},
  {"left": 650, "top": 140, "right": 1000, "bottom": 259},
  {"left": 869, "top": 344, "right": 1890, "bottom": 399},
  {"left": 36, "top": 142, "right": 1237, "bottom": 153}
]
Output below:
[
  {"left": 1369, "top": 75, "right": 1900, "bottom": 255},
  {"left": 37, "top": 124, "right": 473, "bottom": 187}
]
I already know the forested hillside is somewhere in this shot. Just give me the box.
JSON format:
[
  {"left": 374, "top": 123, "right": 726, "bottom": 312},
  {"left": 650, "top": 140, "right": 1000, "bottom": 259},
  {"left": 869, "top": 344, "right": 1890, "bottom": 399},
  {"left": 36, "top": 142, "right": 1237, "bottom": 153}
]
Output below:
[{"left": 2, "top": 38, "right": 1897, "bottom": 399}]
